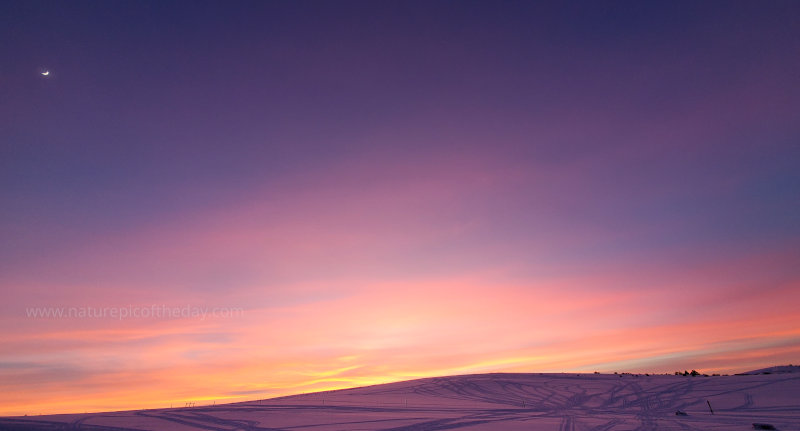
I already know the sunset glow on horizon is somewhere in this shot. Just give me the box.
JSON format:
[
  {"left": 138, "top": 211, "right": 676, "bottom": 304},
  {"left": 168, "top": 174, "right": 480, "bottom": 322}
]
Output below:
[{"left": 1, "top": 0, "right": 799, "bottom": 416}]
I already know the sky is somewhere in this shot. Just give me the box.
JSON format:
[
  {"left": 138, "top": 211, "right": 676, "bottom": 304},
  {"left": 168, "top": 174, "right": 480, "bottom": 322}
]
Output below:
[{"left": 1, "top": 0, "right": 799, "bottom": 416}]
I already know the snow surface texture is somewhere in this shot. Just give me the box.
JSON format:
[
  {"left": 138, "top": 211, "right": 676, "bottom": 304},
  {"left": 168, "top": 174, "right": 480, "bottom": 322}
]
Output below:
[{"left": 2, "top": 372, "right": 799, "bottom": 430}]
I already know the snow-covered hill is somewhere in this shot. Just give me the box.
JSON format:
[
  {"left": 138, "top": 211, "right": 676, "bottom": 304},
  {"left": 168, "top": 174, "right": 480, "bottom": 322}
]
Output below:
[
  {"left": 743, "top": 365, "right": 800, "bottom": 375},
  {"left": 2, "top": 372, "right": 799, "bottom": 430}
]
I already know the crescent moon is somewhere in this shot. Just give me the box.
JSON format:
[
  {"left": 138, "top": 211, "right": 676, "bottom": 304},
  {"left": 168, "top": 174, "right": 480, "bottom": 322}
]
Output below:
[{"left": 41, "top": 70, "right": 50, "bottom": 76}]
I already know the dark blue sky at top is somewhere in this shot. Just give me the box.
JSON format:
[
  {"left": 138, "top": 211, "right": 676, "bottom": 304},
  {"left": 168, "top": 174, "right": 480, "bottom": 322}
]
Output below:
[{"left": 1, "top": 1, "right": 799, "bottom": 268}]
